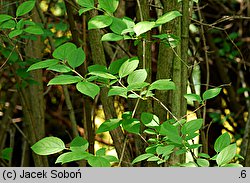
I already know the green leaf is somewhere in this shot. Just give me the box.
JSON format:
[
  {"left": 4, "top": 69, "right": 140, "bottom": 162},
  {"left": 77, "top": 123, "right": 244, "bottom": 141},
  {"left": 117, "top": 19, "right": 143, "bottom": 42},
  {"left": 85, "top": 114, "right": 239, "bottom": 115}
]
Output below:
[
  {"left": 156, "top": 145, "right": 175, "bottom": 156},
  {"left": 1, "top": 148, "right": 12, "bottom": 161},
  {"left": 160, "top": 122, "right": 182, "bottom": 144},
  {"left": 9, "top": 29, "right": 23, "bottom": 38},
  {"left": 110, "top": 17, "right": 127, "bottom": 34},
  {"left": 156, "top": 11, "right": 182, "bottom": 25},
  {"left": 128, "top": 94, "right": 140, "bottom": 99},
  {"left": 196, "top": 158, "right": 210, "bottom": 167},
  {"left": 27, "top": 59, "right": 59, "bottom": 71},
  {"left": 108, "top": 58, "right": 127, "bottom": 74},
  {"left": 133, "top": 21, "right": 155, "bottom": 36},
  {"left": 122, "top": 111, "right": 132, "bottom": 120},
  {"left": 87, "top": 156, "right": 111, "bottom": 167},
  {"left": 214, "top": 132, "right": 231, "bottom": 153},
  {"left": 0, "top": 20, "right": 16, "bottom": 29},
  {"left": 108, "top": 86, "right": 127, "bottom": 98},
  {"left": 173, "top": 119, "right": 186, "bottom": 127},
  {"left": 103, "top": 155, "right": 119, "bottom": 163},
  {"left": 88, "top": 15, "right": 113, "bottom": 30},
  {"left": 181, "top": 119, "right": 203, "bottom": 135},
  {"left": 185, "top": 133, "right": 199, "bottom": 141},
  {"left": 149, "top": 79, "right": 175, "bottom": 91},
  {"left": 23, "top": 20, "right": 36, "bottom": 26},
  {"left": 79, "top": 7, "right": 94, "bottom": 15},
  {"left": 147, "top": 156, "right": 160, "bottom": 162},
  {"left": 11, "top": 19, "right": 23, "bottom": 30},
  {"left": 216, "top": 143, "right": 237, "bottom": 166},
  {"left": 76, "top": 81, "right": 100, "bottom": 99},
  {"left": 175, "top": 149, "right": 188, "bottom": 156},
  {"left": 53, "top": 42, "right": 77, "bottom": 60},
  {"left": 0, "top": 14, "right": 13, "bottom": 23},
  {"left": 89, "top": 71, "right": 117, "bottom": 79},
  {"left": 153, "top": 33, "right": 180, "bottom": 48},
  {"left": 121, "top": 28, "right": 134, "bottom": 35},
  {"left": 127, "top": 69, "right": 147, "bottom": 85},
  {"left": 132, "top": 153, "right": 154, "bottom": 164},
  {"left": 211, "top": 154, "right": 218, "bottom": 160},
  {"left": 119, "top": 57, "right": 139, "bottom": 78},
  {"left": 188, "top": 144, "right": 202, "bottom": 149},
  {"left": 202, "top": 88, "right": 221, "bottom": 100},
  {"left": 67, "top": 47, "right": 86, "bottom": 69},
  {"left": 48, "top": 75, "right": 82, "bottom": 85},
  {"left": 184, "top": 94, "right": 202, "bottom": 103},
  {"left": 16, "top": 1, "right": 35, "bottom": 17},
  {"left": 24, "top": 25, "right": 44, "bottom": 35},
  {"left": 96, "top": 148, "right": 106, "bottom": 156},
  {"left": 85, "top": 76, "right": 101, "bottom": 83},
  {"left": 96, "top": 119, "right": 121, "bottom": 133},
  {"left": 101, "top": 33, "right": 123, "bottom": 41},
  {"left": 198, "top": 153, "right": 210, "bottom": 159},
  {"left": 143, "top": 129, "right": 157, "bottom": 135},
  {"left": 55, "top": 21, "right": 68, "bottom": 31},
  {"left": 31, "top": 137, "right": 65, "bottom": 155},
  {"left": 77, "top": 0, "right": 94, "bottom": 7},
  {"left": 127, "top": 82, "right": 149, "bottom": 91},
  {"left": 147, "top": 138, "right": 158, "bottom": 143},
  {"left": 122, "top": 118, "right": 140, "bottom": 134},
  {"left": 235, "top": 154, "right": 244, "bottom": 160},
  {"left": 70, "top": 136, "right": 89, "bottom": 152},
  {"left": 146, "top": 145, "right": 158, "bottom": 154},
  {"left": 222, "top": 163, "right": 243, "bottom": 167},
  {"left": 56, "top": 151, "right": 90, "bottom": 164},
  {"left": 88, "top": 64, "right": 107, "bottom": 72},
  {"left": 122, "top": 17, "right": 135, "bottom": 28},
  {"left": 141, "top": 112, "right": 160, "bottom": 127},
  {"left": 99, "top": 0, "right": 119, "bottom": 13},
  {"left": 47, "top": 64, "right": 71, "bottom": 73}
]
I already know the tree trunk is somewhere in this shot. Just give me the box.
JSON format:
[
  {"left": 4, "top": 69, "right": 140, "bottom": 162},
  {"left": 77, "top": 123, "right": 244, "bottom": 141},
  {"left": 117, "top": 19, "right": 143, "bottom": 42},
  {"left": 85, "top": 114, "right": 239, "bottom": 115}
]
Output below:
[
  {"left": 88, "top": 8, "right": 133, "bottom": 167},
  {"left": 22, "top": 6, "right": 48, "bottom": 166}
]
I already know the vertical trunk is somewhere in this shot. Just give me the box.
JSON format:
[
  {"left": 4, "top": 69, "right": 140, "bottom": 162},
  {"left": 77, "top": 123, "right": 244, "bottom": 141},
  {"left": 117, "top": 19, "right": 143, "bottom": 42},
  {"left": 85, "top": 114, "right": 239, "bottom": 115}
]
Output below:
[
  {"left": 241, "top": 106, "right": 250, "bottom": 166},
  {"left": 22, "top": 5, "right": 48, "bottom": 167},
  {"left": 88, "top": 8, "right": 132, "bottom": 167},
  {"left": 156, "top": 0, "right": 188, "bottom": 166},
  {"left": 134, "top": 0, "right": 154, "bottom": 166},
  {"left": 16, "top": 79, "right": 48, "bottom": 166},
  {"left": 169, "top": 3, "right": 183, "bottom": 165},
  {"left": 64, "top": 0, "right": 94, "bottom": 164},
  {"left": 181, "top": 0, "right": 189, "bottom": 118},
  {"left": 154, "top": 0, "right": 175, "bottom": 122}
]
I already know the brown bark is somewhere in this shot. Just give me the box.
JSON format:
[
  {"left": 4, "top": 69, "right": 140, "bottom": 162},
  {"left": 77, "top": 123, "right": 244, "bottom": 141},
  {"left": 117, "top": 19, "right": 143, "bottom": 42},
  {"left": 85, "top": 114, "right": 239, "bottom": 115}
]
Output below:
[
  {"left": 88, "top": 9, "right": 132, "bottom": 167},
  {"left": 22, "top": 6, "right": 48, "bottom": 167}
]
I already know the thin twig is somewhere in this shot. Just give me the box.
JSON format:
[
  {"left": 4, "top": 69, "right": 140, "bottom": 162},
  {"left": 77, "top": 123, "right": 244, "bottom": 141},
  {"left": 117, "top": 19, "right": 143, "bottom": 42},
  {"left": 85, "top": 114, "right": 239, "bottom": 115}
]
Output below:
[
  {"left": 138, "top": 134, "right": 149, "bottom": 145},
  {"left": 206, "top": 120, "right": 214, "bottom": 145},
  {"left": 0, "top": 46, "right": 16, "bottom": 71},
  {"left": 136, "top": 0, "right": 143, "bottom": 21},
  {"left": 151, "top": 96, "right": 178, "bottom": 121},
  {"left": 211, "top": 15, "right": 250, "bottom": 26},
  {"left": 197, "top": 3, "right": 209, "bottom": 153},
  {"left": 118, "top": 135, "right": 128, "bottom": 167},
  {"left": 223, "top": 30, "right": 246, "bottom": 69},
  {"left": 190, "top": 18, "right": 224, "bottom": 30},
  {"left": 181, "top": 103, "right": 205, "bottom": 120},
  {"left": 62, "top": 86, "right": 79, "bottom": 138},
  {"left": 12, "top": 121, "right": 31, "bottom": 144},
  {"left": 136, "top": 0, "right": 146, "bottom": 69},
  {"left": 132, "top": 98, "right": 140, "bottom": 118}
]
